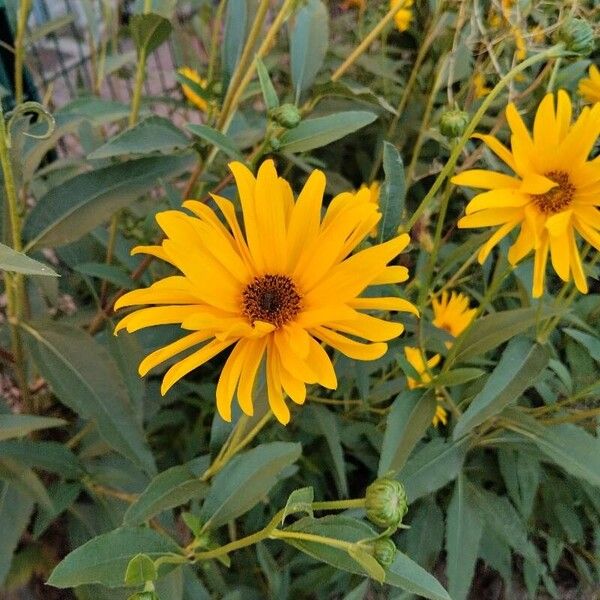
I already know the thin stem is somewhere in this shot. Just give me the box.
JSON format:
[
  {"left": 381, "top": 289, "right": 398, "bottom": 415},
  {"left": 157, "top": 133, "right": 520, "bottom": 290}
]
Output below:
[
  {"left": 270, "top": 529, "right": 355, "bottom": 552},
  {"left": 129, "top": 45, "right": 148, "bottom": 128},
  {"left": 311, "top": 498, "right": 366, "bottom": 511},
  {"left": 546, "top": 57, "right": 562, "bottom": 93},
  {"left": 14, "top": 0, "right": 32, "bottom": 105},
  {"left": 405, "top": 44, "right": 565, "bottom": 231}
]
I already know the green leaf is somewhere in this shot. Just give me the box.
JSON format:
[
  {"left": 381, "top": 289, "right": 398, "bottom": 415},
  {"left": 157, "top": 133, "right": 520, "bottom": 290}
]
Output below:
[
  {"left": 290, "top": 0, "right": 329, "bottom": 101},
  {"left": 453, "top": 340, "right": 549, "bottom": 439},
  {"left": 564, "top": 328, "right": 600, "bottom": 362},
  {"left": 0, "top": 482, "right": 34, "bottom": 585},
  {"left": 130, "top": 13, "right": 172, "bottom": 54},
  {"left": 0, "top": 243, "right": 58, "bottom": 276},
  {"left": 378, "top": 389, "right": 436, "bottom": 475},
  {"left": 0, "top": 440, "right": 83, "bottom": 478},
  {"left": 451, "top": 307, "right": 560, "bottom": 363},
  {"left": 430, "top": 368, "right": 484, "bottom": 387},
  {"left": 347, "top": 545, "right": 385, "bottom": 583},
  {"left": 498, "top": 449, "right": 540, "bottom": 519},
  {"left": 0, "top": 414, "right": 65, "bottom": 441},
  {"left": 399, "top": 438, "right": 468, "bottom": 502},
  {"left": 310, "top": 406, "right": 348, "bottom": 497},
  {"left": 378, "top": 142, "right": 405, "bottom": 243},
  {"left": 507, "top": 411, "right": 600, "bottom": 487},
  {"left": 0, "top": 457, "right": 53, "bottom": 510},
  {"left": 74, "top": 262, "right": 135, "bottom": 289},
  {"left": 342, "top": 581, "right": 369, "bottom": 600},
  {"left": 88, "top": 116, "right": 190, "bottom": 160},
  {"left": 199, "top": 442, "right": 301, "bottom": 529},
  {"left": 385, "top": 552, "right": 451, "bottom": 600},
  {"left": 124, "top": 554, "right": 157, "bottom": 586},
  {"left": 23, "top": 154, "right": 194, "bottom": 249},
  {"left": 186, "top": 124, "right": 244, "bottom": 161},
  {"left": 445, "top": 476, "right": 482, "bottom": 600},
  {"left": 222, "top": 0, "right": 247, "bottom": 86},
  {"left": 282, "top": 487, "right": 314, "bottom": 524},
  {"left": 256, "top": 58, "right": 279, "bottom": 109},
  {"left": 21, "top": 320, "right": 156, "bottom": 475},
  {"left": 278, "top": 111, "right": 377, "bottom": 153},
  {"left": 124, "top": 462, "right": 209, "bottom": 526},
  {"left": 47, "top": 528, "right": 182, "bottom": 589}
]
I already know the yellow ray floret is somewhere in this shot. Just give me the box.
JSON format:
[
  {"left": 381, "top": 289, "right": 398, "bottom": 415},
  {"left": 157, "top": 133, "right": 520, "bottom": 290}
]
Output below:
[
  {"left": 452, "top": 91, "right": 600, "bottom": 297},
  {"left": 432, "top": 291, "right": 477, "bottom": 346},
  {"left": 178, "top": 67, "right": 209, "bottom": 112},
  {"left": 578, "top": 65, "right": 600, "bottom": 105},
  {"left": 115, "top": 160, "right": 417, "bottom": 425},
  {"left": 390, "top": 0, "right": 413, "bottom": 32}
]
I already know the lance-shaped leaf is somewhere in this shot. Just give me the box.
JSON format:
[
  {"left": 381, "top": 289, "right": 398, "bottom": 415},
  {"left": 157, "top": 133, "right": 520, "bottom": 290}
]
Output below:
[
  {"left": 0, "top": 243, "right": 58, "bottom": 276},
  {"left": 379, "top": 142, "right": 406, "bottom": 243},
  {"left": 0, "top": 414, "right": 65, "bottom": 441}
]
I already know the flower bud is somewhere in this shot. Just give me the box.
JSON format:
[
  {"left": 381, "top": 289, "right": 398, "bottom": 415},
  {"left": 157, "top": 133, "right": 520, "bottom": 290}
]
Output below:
[
  {"left": 269, "top": 137, "right": 281, "bottom": 151},
  {"left": 365, "top": 478, "right": 408, "bottom": 528},
  {"left": 440, "top": 109, "right": 469, "bottom": 139},
  {"left": 268, "top": 104, "right": 301, "bottom": 129},
  {"left": 372, "top": 537, "right": 397, "bottom": 567},
  {"left": 558, "top": 17, "right": 594, "bottom": 56}
]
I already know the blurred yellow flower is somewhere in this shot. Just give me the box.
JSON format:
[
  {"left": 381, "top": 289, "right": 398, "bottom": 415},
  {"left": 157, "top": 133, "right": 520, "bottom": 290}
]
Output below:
[
  {"left": 578, "top": 65, "right": 600, "bottom": 105},
  {"left": 359, "top": 181, "right": 381, "bottom": 236},
  {"left": 404, "top": 346, "right": 440, "bottom": 389},
  {"left": 531, "top": 25, "right": 545, "bottom": 44},
  {"left": 115, "top": 160, "right": 418, "bottom": 425},
  {"left": 432, "top": 291, "right": 476, "bottom": 345},
  {"left": 453, "top": 91, "right": 600, "bottom": 297},
  {"left": 473, "top": 72, "right": 491, "bottom": 98},
  {"left": 432, "top": 404, "right": 448, "bottom": 427},
  {"left": 178, "top": 67, "right": 209, "bottom": 112},
  {"left": 513, "top": 28, "right": 527, "bottom": 61},
  {"left": 390, "top": 0, "right": 413, "bottom": 32}
]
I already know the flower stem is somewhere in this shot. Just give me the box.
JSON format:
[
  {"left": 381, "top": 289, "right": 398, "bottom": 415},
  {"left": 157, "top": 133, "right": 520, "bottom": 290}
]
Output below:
[
  {"left": 269, "top": 529, "right": 356, "bottom": 552},
  {"left": 405, "top": 44, "right": 566, "bottom": 232},
  {"left": 14, "top": 0, "right": 32, "bottom": 105}
]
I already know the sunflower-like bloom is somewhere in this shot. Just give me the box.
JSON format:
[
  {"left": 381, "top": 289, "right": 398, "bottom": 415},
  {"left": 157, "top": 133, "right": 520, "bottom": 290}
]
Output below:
[
  {"left": 452, "top": 91, "right": 600, "bottom": 297},
  {"left": 178, "top": 67, "right": 208, "bottom": 112},
  {"left": 432, "top": 291, "right": 476, "bottom": 346},
  {"left": 358, "top": 181, "right": 381, "bottom": 236},
  {"left": 390, "top": 0, "right": 413, "bottom": 32},
  {"left": 403, "top": 347, "right": 447, "bottom": 427},
  {"left": 578, "top": 65, "right": 600, "bottom": 105},
  {"left": 115, "top": 161, "right": 417, "bottom": 424}
]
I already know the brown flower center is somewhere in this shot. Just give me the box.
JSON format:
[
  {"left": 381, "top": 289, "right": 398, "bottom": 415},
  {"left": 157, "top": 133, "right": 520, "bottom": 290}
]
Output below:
[
  {"left": 242, "top": 274, "right": 301, "bottom": 328},
  {"left": 530, "top": 171, "right": 575, "bottom": 215}
]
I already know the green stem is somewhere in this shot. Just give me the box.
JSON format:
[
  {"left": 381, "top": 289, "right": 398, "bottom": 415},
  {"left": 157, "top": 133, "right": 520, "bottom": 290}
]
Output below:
[
  {"left": 14, "top": 0, "right": 32, "bottom": 105},
  {"left": 269, "top": 529, "right": 355, "bottom": 552},
  {"left": 0, "top": 103, "right": 29, "bottom": 405},
  {"left": 546, "top": 57, "right": 562, "bottom": 92},
  {"left": 311, "top": 498, "right": 366, "bottom": 511},
  {"left": 405, "top": 44, "right": 565, "bottom": 232},
  {"left": 129, "top": 45, "right": 148, "bottom": 128}
]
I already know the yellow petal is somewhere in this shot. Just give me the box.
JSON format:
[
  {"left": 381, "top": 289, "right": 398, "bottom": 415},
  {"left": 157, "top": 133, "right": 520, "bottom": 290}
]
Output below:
[
  {"left": 549, "top": 230, "right": 570, "bottom": 282},
  {"left": 568, "top": 229, "right": 588, "bottom": 293},
  {"left": 266, "top": 340, "right": 290, "bottom": 425},
  {"left": 237, "top": 337, "right": 267, "bottom": 415},
  {"left": 371, "top": 266, "right": 410, "bottom": 285},
  {"left": 350, "top": 296, "right": 419, "bottom": 316},
  {"left": 216, "top": 341, "right": 247, "bottom": 421},
  {"left": 532, "top": 235, "right": 550, "bottom": 298},
  {"left": 452, "top": 170, "right": 521, "bottom": 190},
  {"left": 459, "top": 208, "right": 523, "bottom": 228},
  {"left": 115, "top": 305, "right": 202, "bottom": 334},
  {"left": 312, "top": 326, "right": 387, "bottom": 361},
  {"left": 471, "top": 134, "right": 518, "bottom": 173},
  {"left": 520, "top": 174, "right": 557, "bottom": 195},
  {"left": 306, "top": 336, "right": 337, "bottom": 389},
  {"left": 327, "top": 311, "right": 404, "bottom": 342},
  {"left": 477, "top": 221, "right": 519, "bottom": 263},
  {"left": 465, "top": 189, "right": 529, "bottom": 214}
]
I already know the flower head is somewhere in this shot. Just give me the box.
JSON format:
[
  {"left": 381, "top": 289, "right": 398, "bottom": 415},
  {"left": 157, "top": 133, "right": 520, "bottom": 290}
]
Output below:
[
  {"left": 452, "top": 91, "right": 600, "bottom": 297},
  {"left": 390, "top": 0, "right": 413, "bottom": 32},
  {"left": 432, "top": 405, "right": 448, "bottom": 427},
  {"left": 579, "top": 65, "right": 600, "bottom": 105},
  {"left": 178, "top": 67, "right": 209, "bottom": 112},
  {"left": 403, "top": 346, "right": 440, "bottom": 389},
  {"left": 365, "top": 478, "right": 408, "bottom": 528},
  {"left": 432, "top": 291, "right": 476, "bottom": 344},
  {"left": 115, "top": 161, "right": 417, "bottom": 424}
]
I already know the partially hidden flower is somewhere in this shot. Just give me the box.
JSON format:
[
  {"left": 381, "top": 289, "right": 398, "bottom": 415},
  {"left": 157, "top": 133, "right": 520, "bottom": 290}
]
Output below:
[
  {"left": 358, "top": 181, "right": 381, "bottom": 236},
  {"left": 432, "top": 291, "right": 476, "bottom": 346},
  {"left": 452, "top": 91, "right": 600, "bottom": 297},
  {"left": 473, "top": 72, "right": 491, "bottom": 99},
  {"left": 390, "top": 0, "right": 413, "bottom": 32},
  {"left": 115, "top": 160, "right": 418, "bottom": 425},
  {"left": 404, "top": 346, "right": 440, "bottom": 389},
  {"left": 178, "top": 67, "right": 209, "bottom": 112},
  {"left": 578, "top": 65, "right": 600, "bottom": 105},
  {"left": 432, "top": 404, "right": 448, "bottom": 427}
]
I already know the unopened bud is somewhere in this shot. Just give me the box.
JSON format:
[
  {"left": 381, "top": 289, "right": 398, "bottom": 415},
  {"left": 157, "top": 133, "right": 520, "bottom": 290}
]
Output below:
[
  {"left": 268, "top": 103, "right": 301, "bottom": 129},
  {"left": 365, "top": 478, "right": 408, "bottom": 528},
  {"left": 440, "top": 109, "right": 469, "bottom": 139},
  {"left": 558, "top": 17, "right": 594, "bottom": 56},
  {"left": 269, "top": 137, "right": 281, "bottom": 151},
  {"left": 372, "top": 537, "right": 397, "bottom": 567}
]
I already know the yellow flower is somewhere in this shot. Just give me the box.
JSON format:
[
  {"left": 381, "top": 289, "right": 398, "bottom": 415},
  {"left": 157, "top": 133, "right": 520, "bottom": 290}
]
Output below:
[
  {"left": 473, "top": 72, "right": 491, "bottom": 99},
  {"left": 359, "top": 181, "right": 381, "bottom": 236},
  {"left": 178, "top": 67, "right": 209, "bottom": 112},
  {"left": 452, "top": 91, "right": 600, "bottom": 298},
  {"left": 404, "top": 346, "right": 440, "bottom": 389},
  {"left": 432, "top": 405, "right": 448, "bottom": 427},
  {"left": 578, "top": 65, "right": 600, "bottom": 105},
  {"left": 432, "top": 291, "right": 476, "bottom": 345},
  {"left": 390, "top": 0, "right": 413, "bottom": 32},
  {"left": 487, "top": 11, "right": 502, "bottom": 30},
  {"left": 513, "top": 28, "right": 527, "bottom": 61},
  {"left": 115, "top": 161, "right": 418, "bottom": 425}
]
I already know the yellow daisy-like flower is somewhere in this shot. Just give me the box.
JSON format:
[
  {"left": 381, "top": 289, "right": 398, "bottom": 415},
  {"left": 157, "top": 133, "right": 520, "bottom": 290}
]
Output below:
[
  {"left": 432, "top": 405, "right": 448, "bottom": 427},
  {"left": 404, "top": 346, "right": 440, "bottom": 390},
  {"left": 473, "top": 72, "right": 491, "bottom": 99},
  {"left": 115, "top": 160, "right": 418, "bottom": 425},
  {"left": 358, "top": 181, "right": 381, "bottom": 236},
  {"left": 578, "top": 65, "right": 600, "bottom": 105},
  {"left": 390, "top": 0, "right": 413, "bottom": 32},
  {"left": 431, "top": 291, "right": 476, "bottom": 345},
  {"left": 452, "top": 91, "right": 600, "bottom": 298},
  {"left": 178, "top": 67, "right": 209, "bottom": 112}
]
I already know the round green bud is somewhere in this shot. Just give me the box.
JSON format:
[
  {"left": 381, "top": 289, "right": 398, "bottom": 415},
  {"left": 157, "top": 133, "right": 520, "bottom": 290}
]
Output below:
[
  {"left": 268, "top": 104, "right": 302, "bottom": 129},
  {"left": 269, "top": 137, "right": 281, "bottom": 151},
  {"left": 372, "top": 537, "right": 397, "bottom": 568},
  {"left": 365, "top": 478, "right": 408, "bottom": 528},
  {"left": 558, "top": 17, "right": 594, "bottom": 56},
  {"left": 439, "top": 109, "right": 470, "bottom": 139}
]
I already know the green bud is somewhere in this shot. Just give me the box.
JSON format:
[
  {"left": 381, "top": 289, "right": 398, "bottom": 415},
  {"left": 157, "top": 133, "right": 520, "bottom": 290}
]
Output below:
[
  {"left": 268, "top": 103, "right": 301, "bottom": 129},
  {"left": 269, "top": 137, "right": 281, "bottom": 151},
  {"left": 439, "top": 109, "right": 470, "bottom": 139},
  {"left": 365, "top": 478, "right": 408, "bottom": 528},
  {"left": 558, "top": 17, "right": 594, "bottom": 56},
  {"left": 372, "top": 537, "right": 397, "bottom": 568}
]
